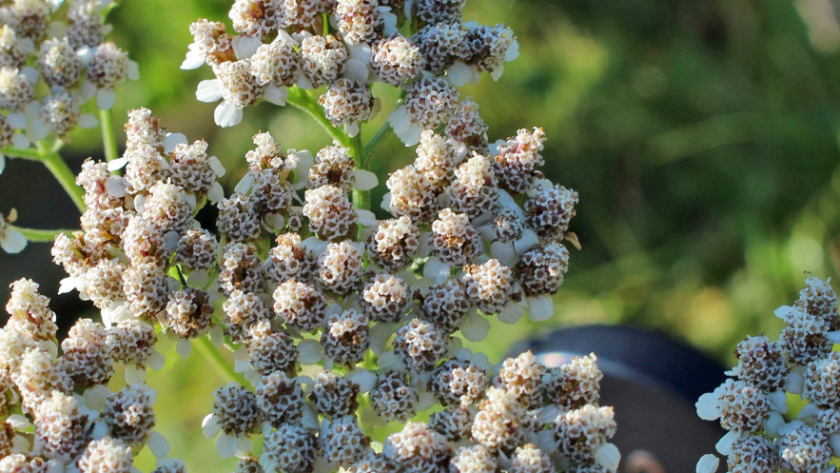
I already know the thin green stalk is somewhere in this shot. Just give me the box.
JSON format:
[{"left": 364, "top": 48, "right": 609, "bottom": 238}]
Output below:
[
  {"left": 362, "top": 122, "right": 393, "bottom": 169},
  {"left": 99, "top": 108, "right": 119, "bottom": 164},
  {"left": 37, "top": 144, "right": 85, "bottom": 213},
  {"left": 2, "top": 147, "right": 42, "bottom": 161},
  {"left": 350, "top": 133, "right": 370, "bottom": 212},
  {"left": 195, "top": 336, "right": 248, "bottom": 386},
  {"left": 12, "top": 227, "right": 73, "bottom": 242},
  {"left": 286, "top": 88, "right": 351, "bottom": 148}
]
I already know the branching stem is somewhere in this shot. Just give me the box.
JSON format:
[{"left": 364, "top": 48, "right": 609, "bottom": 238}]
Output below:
[
  {"left": 12, "top": 227, "right": 73, "bottom": 242},
  {"left": 100, "top": 108, "right": 120, "bottom": 165}
]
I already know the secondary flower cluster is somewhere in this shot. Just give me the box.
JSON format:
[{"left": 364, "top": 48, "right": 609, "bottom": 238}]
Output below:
[
  {"left": 183, "top": 0, "right": 518, "bottom": 136},
  {"left": 696, "top": 276, "right": 840, "bottom": 473},
  {"left": 0, "top": 0, "right": 139, "bottom": 173},
  {"left": 0, "top": 278, "right": 184, "bottom": 472}
]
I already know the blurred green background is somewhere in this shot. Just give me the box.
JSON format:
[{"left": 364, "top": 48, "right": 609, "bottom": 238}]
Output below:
[{"left": 3, "top": 0, "right": 840, "bottom": 469}]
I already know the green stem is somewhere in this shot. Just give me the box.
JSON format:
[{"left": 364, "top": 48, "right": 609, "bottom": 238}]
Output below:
[
  {"left": 37, "top": 144, "right": 85, "bottom": 213},
  {"left": 99, "top": 108, "right": 119, "bottom": 164},
  {"left": 2, "top": 147, "right": 42, "bottom": 161},
  {"left": 195, "top": 336, "right": 248, "bottom": 386},
  {"left": 286, "top": 88, "right": 351, "bottom": 148},
  {"left": 350, "top": 133, "right": 369, "bottom": 212},
  {"left": 362, "top": 122, "right": 393, "bottom": 169},
  {"left": 12, "top": 227, "right": 73, "bottom": 242}
]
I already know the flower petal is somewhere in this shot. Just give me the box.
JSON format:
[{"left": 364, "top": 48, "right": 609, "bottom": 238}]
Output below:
[
  {"left": 196, "top": 80, "right": 223, "bottom": 103},
  {"left": 216, "top": 434, "right": 237, "bottom": 459},
  {"left": 78, "top": 114, "right": 98, "bottom": 129},
  {"left": 105, "top": 176, "right": 127, "bottom": 197},
  {"left": 214, "top": 101, "right": 243, "bottom": 128},
  {"left": 343, "top": 59, "right": 369, "bottom": 82},
  {"left": 147, "top": 431, "right": 170, "bottom": 458},
  {"left": 233, "top": 35, "right": 262, "bottom": 59},
  {"left": 696, "top": 454, "right": 719, "bottom": 473},
  {"left": 388, "top": 105, "right": 410, "bottom": 135},
  {"left": 446, "top": 62, "right": 472, "bottom": 87},
  {"left": 181, "top": 49, "right": 205, "bottom": 70},
  {"left": 107, "top": 157, "right": 128, "bottom": 171},
  {"left": 297, "top": 339, "right": 323, "bottom": 365},
  {"left": 460, "top": 313, "right": 491, "bottom": 342},
  {"left": 202, "top": 414, "right": 220, "bottom": 438},
  {"left": 96, "top": 88, "right": 117, "bottom": 110},
  {"left": 264, "top": 85, "right": 289, "bottom": 106},
  {"left": 594, "top": 443, "right": 621, "bottom": 472},
  {"left": 353, "top": 169, "right": 378, "bottom": 191},
  {"left": 164, "top": 133, "right": 188, "bottom": 153},
  {"left": 1, "top": 228, "right": 27, "bottom": 254},
  {"left": 176, "top": 338, "right": 192, "bottom": 359},
  {"left": 497, "top": 300, "right": 524, "bottom": 324},
  {"left": 695, "top": 392, "right": 721, "bottom": 421},
  {"left": 715, "top": 430, "right": 740, "bottom": 456},
  {"left": 527, "top": 295, "right": 554, "bottom": 322}
]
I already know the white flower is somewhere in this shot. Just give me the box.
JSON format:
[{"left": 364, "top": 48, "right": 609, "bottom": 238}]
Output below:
[
  {"left": 696, "top": 454, "right": 719, "bottom": 473},
  {"left": 0, "top": 211, "right": 26, "bottom": 254}
]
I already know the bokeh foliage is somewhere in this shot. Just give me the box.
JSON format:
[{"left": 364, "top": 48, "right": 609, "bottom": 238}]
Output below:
[{"left": 3, "top": 0, "right": 840, "bottom": 469}]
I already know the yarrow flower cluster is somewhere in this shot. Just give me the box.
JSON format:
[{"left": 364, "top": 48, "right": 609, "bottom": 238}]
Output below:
[{"left": 696, "top": 276, "right": 840, "bottom": 473}]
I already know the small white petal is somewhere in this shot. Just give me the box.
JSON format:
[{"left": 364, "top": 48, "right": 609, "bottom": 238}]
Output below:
[
  {"left": 388, "top": 105, "right": 411, "bottom": 135},
  {"left": 381, "top": 192, "right": 392, "bottom": 213},
  {"left": 535, "top": 405, "right": 562, "bottom": 424},
  {"left": 402, "top": 123, "right": 423, "bottom": 147},
  {"left": 715, "top": 430, "right": 741, "bottom": 456},
  {"left": 695, "top": 392, "right": 721, "bottom": 421},
  {"left": 352, "top": 169, "right": 378, "bottom": 191},
  {"left": 297, "top": 339, "right": 323, "bottom": 364},
  {"left": 208, "top": 156, "right": 226, "bottom": 177},
  {"left": 446, "top": 62, "right": 472, "bottom": 87},
  {"left": 497, "top": 300, "right": 524, "bottom": 324},
  {"left": 348, "top": 369, "right": 377, "bottom": 393},
  {"left": 11, "top": 435, "right": 30, "bottom": 453},
  {"left": 7, "top": 414, "right": 31, "bottom": 430},
  {"left": 491, "top": 241, "right": 516, "bottom": 266},
  {"left": 147, "top": 431, "right": 170, "bottom": 458},
  {"left": 208, "top": 181, "right": 225, "bottom": 203},
  {"left": 77, "top": 114, "right": 98, "bottom": 129},
  {"left": 125, "top": 365, "right": 146, "bottom": 385},
  {"left": 196, "top": 80, "right": 223, "bottom": 103},
  {"left": 830, "top": 434, "right": 840, "bottom": 456},
  {"left": 346, "top": 123, "right": 360, "bottom": 138},
  {"left": 514, "top": 229, "right": 540, "bottom": 254},
  {"left": 6, "top": 112, "right": 26, "bottom": 129},
  {"left": 215, "top": 101, "right": 244, "bottom": 128},
  {"left": 301, "top": 403, "right": 320, "bottom": 429},
  {"left": 235, "top": 172, "right": 256, "bottom": 194},
  {"left": 183, "top": 192, "right": 197, "bottom": 209},
  {"left": 505, "top": 39, "right": 520, "bottom": 62},
  {"left": 149, "top": 351, "right": 166, "bottom": 371},
  {"left": 80, "top": 79, "right": 97, "bottom": 100},
  {"left": 797, "top": 403, "right": 819, "bottom": 421},
  {"left": 202, "top": 414, "right": 220, "bottom": 438},
  {"left": 233, "top": 35, "right": 262, "bottom": 59},
  {"left": 490, "top": 63, "right": 505, "bottom": 81},
  {"left": 536, "top": 429, "right": 560, "bottom": 454},
  {"left": 769, "top": 390, "right": 787, "bottom": 414},
  {"left": 107, "top": 157, "right": 129, "bottom": 171},
  {"left": 44, "top": 459, "right": 64, "bottom": 473},
  {"left": 527, "top": 295, "right": 555, "bottom": 322},
  {"left": 176, "top": 338, "right": 192, "bottom": 359},
  {"left": 163, "top": 231, "right": 180, "bottom": 253},
  {"left": 460, "top": 313, "right": 491, "bottom": 342},
  {"left": 1, "top": 228, "right": 27, "bottom": 254},
  {"left": 765, "top": 411, "right": 785, "bottom": 437},
  {"left": 264, "top": 85, "right": 289, "bottom": 106},
  {"left": 58, "top": 277, "right": 78, "bottom": 295},
  {"left": 787, "top": 372, "right": 805, "bottom": 394},
  {"left": 774, "top": 305, "right": 793, "bottom": 319},
  {"left": 356, "top": 209, "right": 378, "bottom": 227},
  {"left": 236, "top": 434, "right": 253, "bottom": 457},
  {"left": 26, "top": 118, "right": 48, "bottom": 142},
  {"left": 216, "top": 434, "right": 237, "bottom": 459},
  {"left": 127, "top": 61, "right": 140, "bottom": 81},
  {"left": 105, "top": 176, "right": 127, "bottom": 197},
  {"left": 416, "top": 391, "right": 436, "bottom": 411},
  {"left": 181, "top": 49, "right": 206, "bottom": 70},
  {"left": 377, "top": 350, "right": 403, "bottom": 371},
  {"left": 379, "top": 7, "right": 398, "bottom": 35},
  {"left": 594, "top": 443, "right": 621, "bottom": 472},
  {"left": 83, "top": 385, "right": 112, "bottom": 411},
  {"left": 210, "top": 325, "right": 225, "bottom": 349},
  {"left": 696, "top": 454, "right": 719, "bottom": 473},
  {"left": 11, "top": 133, "right": 29, "bottom": 150},
  {"left": 423, "top": 257, "right": 451, "bottom": 284},
  {"left": 164, "top": 133, "right": 189, "bottom": 153},
  {"left": 96, "top": 88, "right": 117, "bottom": 110},
  {"left": 827, "top": 331, "right": 840, "bottom": 344},
  {"left": 343, "top": 59, "right": 369, "bottom": 82}
]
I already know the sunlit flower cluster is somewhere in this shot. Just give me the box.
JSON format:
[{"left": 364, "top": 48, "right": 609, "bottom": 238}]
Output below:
[{"left": 696, "top": 276, "right": 840, "bottom": 473}]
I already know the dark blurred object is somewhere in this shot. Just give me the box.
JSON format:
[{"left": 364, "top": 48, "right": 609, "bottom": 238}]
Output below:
[{"left": 511, "top": 324, "right": 728, "bottom": 473}]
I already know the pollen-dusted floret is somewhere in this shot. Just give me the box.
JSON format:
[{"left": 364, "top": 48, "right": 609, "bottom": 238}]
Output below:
[
  {"left": 386, "top": 165, "right": 439, "bottom": 223},
  {"left": 169, "top": 140, "right": 217, "bottom": 195},
  {"left": 716, "top": 379, "right": 770, "bottom": 433},
  {"left": 38, "top": 37, "right": 83, "bottom": 88},
  {"left": 446, "top": 99, "right": 488, "bottom": 151},
  {"left": 323, "top": 415, "right": 369, "bottom": 465},
  {"left": 16, "top": 348, "right": 71, "bottom": 409},
  {"left": 779, "top": 307, "right": 833, "bottom": 365},
  {"left": 217, "top": 193, "right": 263, "bottom": 242},
  {"left": 213, "top": 384, "right": 260, "bottom": 436},
  {"left": 0, "top": 115, "right": 12, "bottom": 149},
  {"left": 122, "top": 217, "right": 168, "bottom": 268},
  {"left": 0, "top": 66, "right": 34, "bottom": 111},
  {"left": 805, "top": 351, "right": 840, "bottom": 407},
  {"left": 779, "top": 424, "right": 833, "bottom": 473},
  {"left": 67, "top": 0, "right": 105, "bottom": 49},
  {"left": 370, "top": 370, "right": 419, "bottom": 422},
  {"left": 546, "top": 354, "right": 602, "bottom": 410},
  {"left": 8, "top": 0, "right": 48, "bottom": 40},
  {"left": 430, "top": 208, "right": 481, "bottom": 266},
  {"left": 124, "top": 146, "right": 167, "bottom": 194},
  {"left": 429, "top": 358, "right": 488, "bottom": 407},
  {"left": 310, "top": 370, "right": 360, "bottom": 418},
  {"left": 76, "top": 159, "right": 114, "bottom": 204},
  {"left": 33, "top": 390, "right": 89, "bottom": 460},
  {"left": 188, "top": 18, "right": 234, "bottom": 66},
  {"left": 727, "top": 435, "right": 779, "bottom": 473},
  {"left": 465, "top": 24, "right": 516, "bottom": 76},
  {"left": 300, "top": 34, "right": 348, "bottom": 88},
  {"left": 450, "top": 444, "right": 497, "bottom": 473},
  {"left": 385, "top": 421, "right": 452, "bottom": 472},
  {"left": 248, "top": 320, "right": 296, "bottom": 375},
  {"left": 510, "top": 444, "right": 554, "bottom": 473},
  {"left": 176, "top": 228, "right": 220, "bottom": 273},
  {"left": 280, "top": 0, "right": 337, "bottom": 29},
  {"left": 40, "top": 93, "right": 83, "bottom": 136},
  {"left": 393, "top": 318, "right": 448, "bottom": 373},
  {"left": 318, "top": 79, "right": 374, "bottom": 129},
  {"left": 449, "top": 153, "right": 499, "bottom": 220},
  {"left": 412, "top": 23, "right": 469, "bottom": 76},
  {"left": 526, "top": 185, "right": 579, "bottom": 241},
  {"left": 5, "top": 278, "right": 58, "bottom": 342},
  {"left": 371, "top": 35, "right": 425, "bottom": 86},
  {"left": 430, "top": 405, "right": 473, "bottom": 441},
  {"left": 51, "top": 232, "right": 88, "bottom": 277},
  {"left": 361, "top": 274, "right": 411, "bottom": 323},
  {"left": 346, "top": 452, "right": 400, "bottom": 473},
  {"left": 303, "top": 184, "right": 357, "bottom": 240},
  {"left": 255, "top": 371, "right": 304, "bottom": 427},
  {"left": 60, "top": 318, "right": 114, "bottom": 388},
  {"left": 223, "top": 289, "right": 272, "bottom": 345},
  {"left": 245, "top": 131, "right": 289, "bottom": 170},
  {"left": 272, "top": 279, "right": 326, "bottom": 333},
  {"left": 125, "top": 107, "right": 166, "bottom": 152},
  {"left": 321, "top": 309, "right": 370, "bottom": 366},
  {"left": 316, "top": 241, "right": 364, "bottom": 295},
  {"left": 494, "top": 127, "right": 546, "bottom": 194},
  {"left": 251, "top": 168, "right": 295, "bottom": 215},
  {"left": 229, "top": 0, "right": 282, "bottom": 39},
  {"left": 415, "top": 131, "right": 460, "bottom": 186},
  {"left": 420, "top": 279, "right": 470, "bottom": 334},
  {"left": 250, "top": 38, "right": 300, "bottom": 87},
  {"left": 265, "top": 233, "right": 313, "bottom": 283},
  {"left": 143, "top": 182, "right": 193, "bottom": 233},
  {"left": 518, "top": 243, "right": 570, "bottom": 297},
  {"left": 122, "top": 263, "right": 169, "bottom": 321},
  {"left": 472, "top": 386, "right": 527, "bottom": 452},
  {"left": 405, "top": 78, "right": 460, "bottom": 130},
  {"left": 796, "top": 276, "right": 840, "bottom": 331},
  {"left": 261, "top": 423, "right": 317, "bottom": 473},
  {"left": 413, "top": 0, "right": 464, "bottom": 24},
  {"left": 335, "top": 0, "right": 382, "bottom": 45},
  {"left": 0, "top": 26, "right": 26, "bottom": 69},
  {"left": 101, "top": 383, "right": 156, "bottom": 448},
  {"left": 730, "top": 335, "right": 789, "bottom": 392},
  {"left": 495, "top": 351, "right": 545, "bottom": 407},
  {"left": 367, "top": 216, "right": 421, "bottom": 271},
  {"left": 815, "top": 407, "right": 840, "bottom": 435},
  {"left": 217, "top": 59, "right": 266, "bottom": 108},
  {"left": 165, "top": 288, "right": 214, "bottom": 339},
  {"left": 234, "top": 458, "right": 264, "bottom": 473},
  {"left": 463, "top": 259, "right": 517, "bottom": 315},
  {"left": 553, "top": 404, "right": 616, "bottom": 463},
  {"left": 88, "top": 42, "right": 133, "bottom": 90},
  {"left": 0, "top": 454, "right": 49, "bottom": 471},
  {"left": 220, "top": 242, "right": 265, "bottom": 295},
  {"left": 77, "top": 437, "right": 134, "bottom": 473},
  {"left": 106, "top": 320, "right": 156, "bottom": 368},
  {"left": 85, "top": 259, "right": 126, "bottom": 310},
  {"left": 309, "top": 141, "right": 356, "bottom": 190},
  {"left": 491, "top": 210, "right": 525, "bottom": 242}
]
